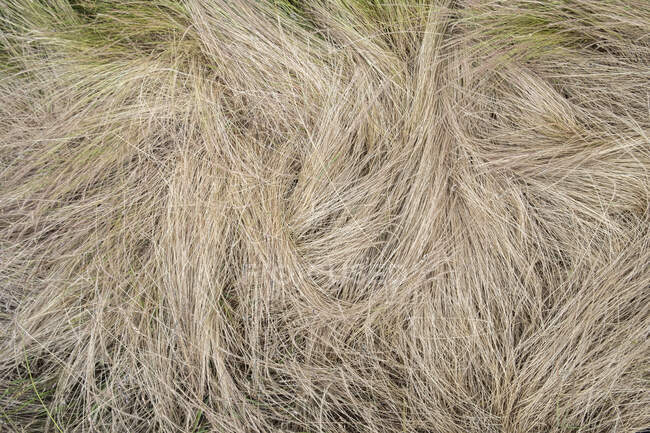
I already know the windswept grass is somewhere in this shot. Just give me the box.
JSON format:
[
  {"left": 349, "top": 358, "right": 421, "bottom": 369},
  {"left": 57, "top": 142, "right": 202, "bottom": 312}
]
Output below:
[{"left": 1, "top": 0, "right": 649, "bottom": 432}]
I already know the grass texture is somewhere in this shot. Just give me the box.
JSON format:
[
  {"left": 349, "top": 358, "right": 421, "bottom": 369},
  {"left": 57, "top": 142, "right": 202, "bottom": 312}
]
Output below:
[{"left": 0, "top": 0, "right": 649, "bottom": 432}]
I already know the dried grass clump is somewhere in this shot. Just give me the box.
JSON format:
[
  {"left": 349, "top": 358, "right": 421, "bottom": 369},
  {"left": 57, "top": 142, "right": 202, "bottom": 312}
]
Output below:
[{"left": 1, "top": 1, "right": 649, "bottom": 432}]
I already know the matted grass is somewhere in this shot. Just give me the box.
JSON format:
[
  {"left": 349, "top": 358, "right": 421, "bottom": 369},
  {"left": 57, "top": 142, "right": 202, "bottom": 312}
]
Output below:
[{"left": 1, "top": 1, "right": 648, "bottom": 432}]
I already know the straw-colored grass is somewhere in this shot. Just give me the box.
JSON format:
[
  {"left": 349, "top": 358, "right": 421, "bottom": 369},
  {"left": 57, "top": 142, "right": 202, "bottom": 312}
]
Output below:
[{"left": 1, "top": 1, "right": 648, "bottom": 432}]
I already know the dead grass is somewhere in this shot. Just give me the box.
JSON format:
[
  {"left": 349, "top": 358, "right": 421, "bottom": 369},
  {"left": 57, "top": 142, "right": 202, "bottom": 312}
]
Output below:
[{"left": 0, "top": 0, "right": 648, "bottom": 432}]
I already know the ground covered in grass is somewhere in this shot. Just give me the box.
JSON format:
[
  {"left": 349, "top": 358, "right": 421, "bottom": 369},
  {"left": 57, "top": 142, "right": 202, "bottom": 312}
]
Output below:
[{"left": 1, "top": 1, "right": 649, "bottom": 432}]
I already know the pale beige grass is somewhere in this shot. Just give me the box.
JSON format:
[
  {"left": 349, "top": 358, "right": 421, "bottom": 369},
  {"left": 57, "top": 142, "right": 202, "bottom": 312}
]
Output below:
[{"left": 0, "top": 0, "right": 648, "bottom": 432}]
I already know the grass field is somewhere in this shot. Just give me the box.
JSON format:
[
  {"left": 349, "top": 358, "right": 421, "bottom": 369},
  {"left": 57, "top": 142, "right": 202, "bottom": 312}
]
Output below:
[{"left": 0, "top": 0, "right": 649, "bottom": 432}]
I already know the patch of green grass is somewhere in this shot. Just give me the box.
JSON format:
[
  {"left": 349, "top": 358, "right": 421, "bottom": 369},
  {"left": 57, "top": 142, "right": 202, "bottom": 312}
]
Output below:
[
  {"left": 460, "top": 1, "right": 613, "bottom": 59},
  {"left": 0, "top": 0, "right": 201, "bottom": 71},
  {"left": 0, "top": 366, "right": 60, "bottom": 431},
  {"left": 24, "top": 353, "right": 64, "bottom": 433},
  {"left": 466, "top": 17, "right": 577, "bottom": 57},
  {"left": 59, "top": 1, "right": 199, "bottom": 62},
  {"left": 263, "top": 0, "right": 323, "bottom": 34},
  {"left": 191, "top": 408, "right": 209, "bottom": 433},
  {"left": 269, "top": 0, "right": 305, "bottom": 16}
]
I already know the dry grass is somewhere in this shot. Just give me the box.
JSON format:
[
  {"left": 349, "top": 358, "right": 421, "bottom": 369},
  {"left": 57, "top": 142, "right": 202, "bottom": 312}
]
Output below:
[{"left": 0, "top": 0, "right": 649, "bottom": 432}]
